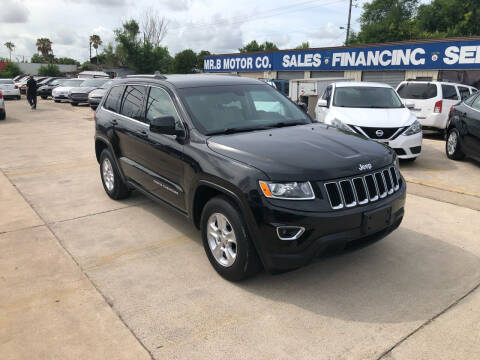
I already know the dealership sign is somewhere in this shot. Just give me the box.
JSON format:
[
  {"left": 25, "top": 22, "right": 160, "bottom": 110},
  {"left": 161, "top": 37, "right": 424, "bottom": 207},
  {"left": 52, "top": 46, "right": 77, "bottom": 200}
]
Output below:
[{"left": 204, "top": 40, "right": 480, "bottom": 72}]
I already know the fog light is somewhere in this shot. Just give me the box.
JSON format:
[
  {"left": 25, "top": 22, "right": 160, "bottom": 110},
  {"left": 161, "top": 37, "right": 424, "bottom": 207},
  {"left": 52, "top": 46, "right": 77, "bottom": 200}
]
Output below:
[{"left": 276, "top": 226, "right": 305, "bottom": 241}]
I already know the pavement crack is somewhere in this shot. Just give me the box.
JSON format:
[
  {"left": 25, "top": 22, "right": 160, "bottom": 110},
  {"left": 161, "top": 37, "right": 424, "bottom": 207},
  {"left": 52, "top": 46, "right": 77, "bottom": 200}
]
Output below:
[{"left": 376, "top": 280, "right": 480, "bottom": 359}]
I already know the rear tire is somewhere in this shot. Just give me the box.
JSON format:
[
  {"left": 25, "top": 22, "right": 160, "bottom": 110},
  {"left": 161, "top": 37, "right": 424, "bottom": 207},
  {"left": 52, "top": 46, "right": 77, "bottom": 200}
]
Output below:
[
  {"left": 17, "top": 95, "right": 21, "bottom": 100},
  {"left": 99, "top": 149, "right": 131, "bottom": 200},
  {"left": 0, "top": 110, "right": 5, "bottom": 120},
  {"left": 200, "top": 196, "right": 261, "bottom": 281},
  {"left": 446, "top": 128, "right": 465, "bottom": 160},
  {"left": 41, "top": 96, "right": 47, "bottom": 100}
]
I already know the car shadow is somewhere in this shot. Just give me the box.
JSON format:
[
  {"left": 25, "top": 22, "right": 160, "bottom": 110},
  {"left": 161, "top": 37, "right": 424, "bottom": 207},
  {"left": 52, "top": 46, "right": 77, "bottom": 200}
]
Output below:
[{"left": 235, "top": 227, "right": 480, "bottom": 324}]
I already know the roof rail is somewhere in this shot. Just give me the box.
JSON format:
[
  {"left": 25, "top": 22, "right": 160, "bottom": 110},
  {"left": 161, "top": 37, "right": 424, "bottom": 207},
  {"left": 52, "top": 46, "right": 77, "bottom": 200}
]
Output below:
[{"left": 126, "top": 71, "right": 167, "bottom": 79}]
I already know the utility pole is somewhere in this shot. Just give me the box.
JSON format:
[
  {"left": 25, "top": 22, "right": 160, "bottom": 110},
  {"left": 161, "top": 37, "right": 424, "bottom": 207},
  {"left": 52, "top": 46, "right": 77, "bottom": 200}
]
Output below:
[{"left": 346, "top": 0, "right": 353, "bottom": 46}]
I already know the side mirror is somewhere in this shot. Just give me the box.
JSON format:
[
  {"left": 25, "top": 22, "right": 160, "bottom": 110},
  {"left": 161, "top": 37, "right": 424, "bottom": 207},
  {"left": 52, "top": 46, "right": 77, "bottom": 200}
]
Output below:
[
  {"left": 150, "top": 116, "right": 183, "bottom": 136},
  {"left": 317, "top": 99, "right": 328, "bottom": 107},
  {"left": 297, "top": 102, "right": 308, "bottom": 113},
  {"left": 405, "top": 102, "right": 415, "bottom": 109}
]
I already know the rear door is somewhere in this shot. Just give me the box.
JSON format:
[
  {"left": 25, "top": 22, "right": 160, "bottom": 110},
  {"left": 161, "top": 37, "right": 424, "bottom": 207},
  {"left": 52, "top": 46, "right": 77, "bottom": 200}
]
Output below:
[
  {"left": 316, "top": 84, "right": 332, "bottom": 122},
  {"left": 112, "top": 85, "right": 151, "bottom": 187},
  {"left": 457, "top": 86, "right": 471, "bottom": 101},
  {"left": 396, "top": 82, "right": 438, "bottom": 120},
  {"left": 441, "top": 84, "right": 460, "bottom": 117}
]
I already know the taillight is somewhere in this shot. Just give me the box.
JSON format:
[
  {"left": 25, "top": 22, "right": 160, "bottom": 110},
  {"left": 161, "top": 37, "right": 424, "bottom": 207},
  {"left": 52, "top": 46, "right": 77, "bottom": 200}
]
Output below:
[
  {"left": 0, "top": 91, "right": 3, "bottom": 99},
  {"left": 14, "top": 85, "right": 18, "bottom": 89},
  {"left": 434, "top": 100, "right": 443, "bottom": 113}
]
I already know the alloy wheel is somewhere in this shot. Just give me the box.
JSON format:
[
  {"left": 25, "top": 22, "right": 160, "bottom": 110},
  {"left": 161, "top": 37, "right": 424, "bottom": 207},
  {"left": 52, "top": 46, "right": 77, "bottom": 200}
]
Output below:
[
  {"left": 207, "top": 213, "right": 237, "bottom": 267},
  {"left": 102, "top": 158, "right": 115, "bottom": 192},
  {"left": 447, "top": 131, "right": 457, "bottom": 156}
]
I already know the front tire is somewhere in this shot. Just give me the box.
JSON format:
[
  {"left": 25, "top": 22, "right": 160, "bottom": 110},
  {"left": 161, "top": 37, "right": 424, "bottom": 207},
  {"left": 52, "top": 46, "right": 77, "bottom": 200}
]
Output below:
[
  {"left": 446, "top": 128, "right": 465, "bottom": 160},
  {"left": 41, "top": 96, "right": 47, "bottom": 100},
  {"left": 54, "top": 100, "right": 60, "bottom": 103},
  {"left": 201, "top": 196, "right": 261, "bottom": 281},
  {"left": 99, "top": 149, "right": 131, "bottom": 200},
  {"left": 71, "top": 102, "right": 78, "bottom": 106}
]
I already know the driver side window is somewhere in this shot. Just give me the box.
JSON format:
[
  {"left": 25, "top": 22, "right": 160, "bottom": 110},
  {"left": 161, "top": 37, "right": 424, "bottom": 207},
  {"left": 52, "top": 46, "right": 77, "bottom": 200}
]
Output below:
[{"left": 146, "top": 87, "right": 182, "bottom": 129}]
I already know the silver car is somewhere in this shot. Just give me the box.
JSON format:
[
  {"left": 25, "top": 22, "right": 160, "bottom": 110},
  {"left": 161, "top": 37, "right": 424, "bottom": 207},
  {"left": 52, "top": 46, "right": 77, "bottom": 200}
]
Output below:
[
  {"left": 52, "top": 79, "right": 85, "bottom": 102},
  {"left": 69, "top": 78, "right": 110, "bottom": 106}
]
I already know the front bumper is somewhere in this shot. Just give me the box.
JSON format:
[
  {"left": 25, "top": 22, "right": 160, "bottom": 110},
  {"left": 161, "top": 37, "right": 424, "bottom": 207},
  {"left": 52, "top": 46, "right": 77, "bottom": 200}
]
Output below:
[
  {"left": 377, "top": 132, "right": 423, "bottom": 159},
  {"left": 53, "top": 94, "right": 69, "bottom": 101},
  {"left": 69, "top": 93, "right": 89, "bottom": 103},
  {"left": 252, "top": 181, "right": 406, "bottom": 271}
]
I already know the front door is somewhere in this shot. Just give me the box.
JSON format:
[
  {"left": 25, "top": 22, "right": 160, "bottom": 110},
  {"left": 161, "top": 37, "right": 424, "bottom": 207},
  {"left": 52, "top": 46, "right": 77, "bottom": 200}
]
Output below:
[{"left": 142, "top": 86, "right": 186, "bottom": 211}]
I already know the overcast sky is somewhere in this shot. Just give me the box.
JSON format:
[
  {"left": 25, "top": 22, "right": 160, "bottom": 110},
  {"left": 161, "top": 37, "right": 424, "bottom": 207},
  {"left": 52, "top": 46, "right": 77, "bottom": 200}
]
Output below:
[{"left": 0, "top": 0, "right": 364, "bottom": 63}]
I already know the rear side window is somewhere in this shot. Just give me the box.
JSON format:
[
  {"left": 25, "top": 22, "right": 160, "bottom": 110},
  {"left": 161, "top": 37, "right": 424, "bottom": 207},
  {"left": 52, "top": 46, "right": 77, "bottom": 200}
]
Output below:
[
  {"left": 442, "top": 85, "right": 459, "bottom": 100},
  {"left": 458, "top": 86, "right": 470, "bottom": 100},
  {"left": 120, "top": 86, "right": 147, "bottom": 121},
  {"left": 465, "top": 93, "right": 479, "bottom": 106},
  {"left": 104, "top": 85, "right": 125, "bottom": 113},
  {"left": 397, "top": 83, "right": 437, "bottom": 99}
]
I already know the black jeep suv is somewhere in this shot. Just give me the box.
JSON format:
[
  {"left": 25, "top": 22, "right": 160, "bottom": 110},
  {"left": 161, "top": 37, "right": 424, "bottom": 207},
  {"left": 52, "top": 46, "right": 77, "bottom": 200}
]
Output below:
[{"left": 94, "top": 74, "right": 406, "bottom": 281}]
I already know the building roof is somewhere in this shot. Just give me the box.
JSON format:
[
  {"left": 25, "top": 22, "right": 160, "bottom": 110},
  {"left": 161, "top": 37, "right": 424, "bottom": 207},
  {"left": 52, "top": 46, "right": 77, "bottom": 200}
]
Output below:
[{"left": 335, "top": 81, "right": 392, "bottom": 88}]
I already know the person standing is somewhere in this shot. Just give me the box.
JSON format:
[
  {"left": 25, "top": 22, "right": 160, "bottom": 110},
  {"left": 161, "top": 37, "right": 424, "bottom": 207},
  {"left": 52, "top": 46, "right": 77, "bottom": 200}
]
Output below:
[{"left": 26, "top": 75, "right": 37, "bottom": 110}]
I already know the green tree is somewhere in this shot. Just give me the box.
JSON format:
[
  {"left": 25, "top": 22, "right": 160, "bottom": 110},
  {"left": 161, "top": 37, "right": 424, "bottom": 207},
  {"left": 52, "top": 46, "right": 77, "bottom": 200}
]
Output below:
[
  {"left": 239, "top": 40, "right": 279, "bottom": 53},
  {"left": 295, "top": 42, "right": 310, "bottom": 50},
  {"left": 4, "top": 42, "right": 15, "bottom": 61},
  {"left": 171, "top": 49, "right": 197, "bottom": 73},
  {"left": 31, "top": 54, "right": 44, "bottom": 63},
  {"left": 89, "top": 34, "right": 103, "bottom": 64},
  {"left": 197, "top": 50, "right": 211, "bottom": 71},
  {"left": 55, "top": 57, "right": 80, "bottom": 65},
  {"left": 0, "top": 62, "right": 22, "bottom": 78},
  {"left": 416, "top": 0, "right": 480, "bottom": 37},
  {"left": 113, "top": 19, "right": 172, "bottom": 73},
  {"left": 349, "top": 0, "right": 419, "bottom": 44},
  {"left": 80, "top": 61, "right": 95, "bottom": 71},
  {"left": 38, "top": 64, "right": 62, "bottom": 77},
  {"left": 36, "top": 38, "right": 53, "bottom": 60}
]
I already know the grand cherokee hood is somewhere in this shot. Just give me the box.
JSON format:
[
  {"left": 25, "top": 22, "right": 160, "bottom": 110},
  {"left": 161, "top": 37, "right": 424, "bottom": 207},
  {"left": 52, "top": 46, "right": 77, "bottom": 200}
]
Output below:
[
  {"left": 334, "top": 107, "right": 415, "bottom": 128},
  {"left": 207, "top": 123, "right": 394, "bottom": 181}
]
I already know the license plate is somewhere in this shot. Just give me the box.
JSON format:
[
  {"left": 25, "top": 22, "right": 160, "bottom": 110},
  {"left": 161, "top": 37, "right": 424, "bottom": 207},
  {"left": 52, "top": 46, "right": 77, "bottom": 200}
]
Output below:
[{"left": 362, "top": 206, "right": 392, "bottom": 234}]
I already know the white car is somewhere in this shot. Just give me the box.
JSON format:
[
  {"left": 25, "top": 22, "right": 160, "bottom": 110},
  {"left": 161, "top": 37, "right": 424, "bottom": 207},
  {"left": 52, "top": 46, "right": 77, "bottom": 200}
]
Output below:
[
  {"left": 0, "top": 79, "right": 21, "bottom": 100},
  {"left": 52, "top": 79, "right": 85, "bottom": 102},
  {"left": 316, "top": 82, "right": 422, "bottom": 161},
  {"left": 0, "top": 90, "right": 6, "bottom": 120},
  {"left": 396, "top": 80, "right": 477, "bottom": 133}
]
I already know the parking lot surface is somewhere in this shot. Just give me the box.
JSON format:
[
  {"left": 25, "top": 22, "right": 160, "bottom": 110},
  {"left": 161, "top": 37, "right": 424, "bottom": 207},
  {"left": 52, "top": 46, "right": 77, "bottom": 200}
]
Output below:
[{"left": 1, "top": 98, "right": 479, "bottom": 360}]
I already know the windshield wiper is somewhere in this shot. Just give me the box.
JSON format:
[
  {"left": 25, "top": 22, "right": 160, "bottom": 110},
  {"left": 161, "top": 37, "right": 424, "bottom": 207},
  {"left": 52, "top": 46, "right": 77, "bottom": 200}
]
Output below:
[
  {"left": 206, "top": 126, "right": 269, "bottom": 136},
  {"left": 268, "top": 121, "right": 308, "bottom": 128}
]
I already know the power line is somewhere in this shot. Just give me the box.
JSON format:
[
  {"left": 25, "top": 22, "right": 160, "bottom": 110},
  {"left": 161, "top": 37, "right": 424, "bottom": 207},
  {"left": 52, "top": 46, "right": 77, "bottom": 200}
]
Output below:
[{"left": 169, "top": 0, "right": 347, "bottom": 32}]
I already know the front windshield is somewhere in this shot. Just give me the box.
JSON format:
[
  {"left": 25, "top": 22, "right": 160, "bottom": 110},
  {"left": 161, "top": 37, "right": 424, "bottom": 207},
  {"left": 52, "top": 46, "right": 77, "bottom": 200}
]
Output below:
[
  {"left": 101, "top": 80, "right": 113, "bottom": 89},
  {"left": 81, "top": 78, "right": 109, "bottom": 87},
  {"left": 179, "top": 84, "right": 311, "bottom": 135},
  {"left": 62, "top": 80, "right": 84, "bottom": 87},
  {"left": 50, "top": 79, "right": 66, "bottom": 86},
  {"left": 333, "top": 86, "right": 404, "bottom": 108}
]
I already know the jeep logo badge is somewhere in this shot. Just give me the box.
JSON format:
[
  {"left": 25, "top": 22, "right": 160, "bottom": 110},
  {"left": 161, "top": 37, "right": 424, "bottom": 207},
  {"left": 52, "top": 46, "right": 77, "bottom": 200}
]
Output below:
[
  {"left": 375, "top": 129, "right": 384, "bottom": 137},
  {"left": 359, "top": 163, "right": 372, "bottom": 171}
]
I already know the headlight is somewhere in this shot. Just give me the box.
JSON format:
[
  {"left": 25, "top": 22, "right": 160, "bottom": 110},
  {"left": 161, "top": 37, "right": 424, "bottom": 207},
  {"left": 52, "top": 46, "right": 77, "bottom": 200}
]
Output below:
[
  {"left": 331, "top": 118, "right": 356, "bottom": 133},
  {"left": 259, "top": 181, "right": 315, "bottom": 200},
  {"left": 403, "top": 120, "right": 422, "bottom": 136}
]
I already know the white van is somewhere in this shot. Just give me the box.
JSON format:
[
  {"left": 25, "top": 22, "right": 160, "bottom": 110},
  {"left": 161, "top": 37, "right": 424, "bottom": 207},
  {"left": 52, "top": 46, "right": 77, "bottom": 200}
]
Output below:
[{"left": 396, "top": 81, "right": 477, "bottom": 132}]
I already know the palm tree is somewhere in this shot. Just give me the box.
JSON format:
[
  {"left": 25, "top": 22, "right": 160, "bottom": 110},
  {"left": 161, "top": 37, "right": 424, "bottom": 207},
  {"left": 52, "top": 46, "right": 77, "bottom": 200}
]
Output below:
[
  {"left": 4, "top": 42, "right": 15, "bottom": 61},
  {"left": 89, "top": 34, "right": 102, "bottom": 64},
  {"left": 35, "top": 38, "right": 53, "bottom": 62}
]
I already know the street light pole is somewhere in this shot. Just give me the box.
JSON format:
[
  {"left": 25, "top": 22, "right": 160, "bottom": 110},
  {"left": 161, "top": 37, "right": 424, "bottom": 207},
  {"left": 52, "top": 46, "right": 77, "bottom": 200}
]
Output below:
[{"left": 346, "top": 0, "right": 352, "bottom": 45}]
